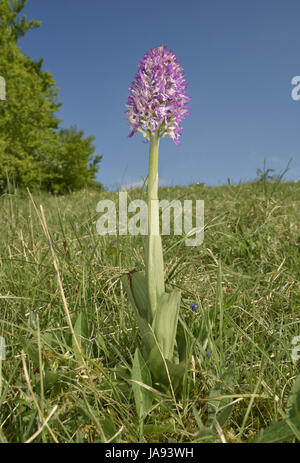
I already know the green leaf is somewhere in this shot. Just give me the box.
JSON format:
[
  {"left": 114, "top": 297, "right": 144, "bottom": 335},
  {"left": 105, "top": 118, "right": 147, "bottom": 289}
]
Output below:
[
  {"left": 72, "top": 311, "right": 89, "bottom": 358},
  {"left": 123, "top": 275, "right": 186, "bottom": 394},
  {"left": 131, "top": 348, "right": 153, "bottom": 421},
  {"left": 148, "top": 343, "right": 186, "bottom": 394},
  {"left": 122, "top": 273, "right": 154, "bottom": 357},
  {"left": 287, "top": 373, "right": 300, "bottom": 419},
  {"left": 207, "top": 390, "right": 235, "bottom": 431},
  {"left": 192, "top": 406, "right": 217, "bottom": 439},
  {"left": 173, "top": 318, "right": 188, "bottom": 364},
  {"left": 145, "top": 234, "right": 165, "bottom": 321},
  {"left": 99, "top": 417, "right": 117, "bottom": 442},
  {"left": 250, "top": 417, "right": 300, "bottom": 443},
  {"left": 208, "top": 389, "right": 221, "bottom": 427},
  {"left": 130, "top": 271, "right": 150, "bottom": 322},
  {"left": 152, "top": 290, "right": 181, "bottom": 361},
  {"left": 216, "top": 402, "right": 234, "bottom": 429},
  {"left": 208, "top": 367, "right": 235, "bottom": 429},
  {"left": 96, "top": 333, "right": 110, "bottom": 359},
  {"left": 251, "top": 374, "right": 300, "bottom": 443},
  {"left": 43, "top": 370, "right": 59, "bottom": 391},
  {"left": 165, "top": 359, "right": 187, "bottom": 393},
  {"left": 19, "top": 338, "right": 42, "bottom": 369}
]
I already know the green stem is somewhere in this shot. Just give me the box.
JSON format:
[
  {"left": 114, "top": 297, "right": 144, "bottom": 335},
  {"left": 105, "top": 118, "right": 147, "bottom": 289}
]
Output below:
[
  {"left": 148, "top": 131, "right": 159, "bottom": 233},
  {"left": 145, "top": 130, "right": 165, "bottom": 322}
]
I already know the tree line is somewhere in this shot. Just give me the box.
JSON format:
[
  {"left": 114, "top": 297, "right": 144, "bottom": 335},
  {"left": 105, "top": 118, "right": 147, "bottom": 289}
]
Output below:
[{"left": 0, "top": 0, "right": 103, "bottom": 194}]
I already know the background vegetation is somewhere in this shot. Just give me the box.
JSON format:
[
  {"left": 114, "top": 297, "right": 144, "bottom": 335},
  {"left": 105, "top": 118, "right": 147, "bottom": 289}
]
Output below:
[
  {"left": 0, "top": 0, "right": 102, "bottom": 194},
  {"left": 0, "top": 179, "right": 299, "bottom": 443}
]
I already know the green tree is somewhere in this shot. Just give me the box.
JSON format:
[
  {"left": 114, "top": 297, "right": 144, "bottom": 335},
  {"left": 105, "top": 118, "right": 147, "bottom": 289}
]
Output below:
[
  {"left": 44, "top": 125, "right": 103, "bottom": 194},
  {"left": 0, "top": 0, "right": 102, "bottom": 193}
]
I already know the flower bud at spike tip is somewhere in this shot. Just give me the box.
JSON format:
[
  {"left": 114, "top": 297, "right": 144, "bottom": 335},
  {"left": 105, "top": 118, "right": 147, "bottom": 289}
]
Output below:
[{"left": 126, "top": 45, "right": 191, "bottom": 146}]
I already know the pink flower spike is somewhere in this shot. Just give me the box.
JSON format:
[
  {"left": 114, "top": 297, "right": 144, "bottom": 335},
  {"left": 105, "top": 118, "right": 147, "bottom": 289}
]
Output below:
[{"left": 126, "top": 45, "right": 190, "bottom": 144}]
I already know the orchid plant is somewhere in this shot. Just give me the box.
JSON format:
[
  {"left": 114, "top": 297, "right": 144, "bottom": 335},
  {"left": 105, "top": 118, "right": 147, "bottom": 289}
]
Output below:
[{"left": 122, "top": 45, "right": 191, "bottom": 392}]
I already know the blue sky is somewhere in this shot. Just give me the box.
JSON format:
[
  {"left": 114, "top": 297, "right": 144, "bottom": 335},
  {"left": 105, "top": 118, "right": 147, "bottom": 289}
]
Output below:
[{"left": 19, "top": 0, "right": 300, "bottom": 189}]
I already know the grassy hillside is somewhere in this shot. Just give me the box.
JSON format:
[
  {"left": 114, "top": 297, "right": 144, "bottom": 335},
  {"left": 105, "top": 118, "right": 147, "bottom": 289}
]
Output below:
[{"left": 0, "top": 180, "right": 300, "bottom": 443}]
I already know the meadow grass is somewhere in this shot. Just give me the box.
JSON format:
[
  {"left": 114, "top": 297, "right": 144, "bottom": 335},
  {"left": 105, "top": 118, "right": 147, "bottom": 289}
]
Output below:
[{"left": 0, "top": 179, "right": 299, "bottom": 443}]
